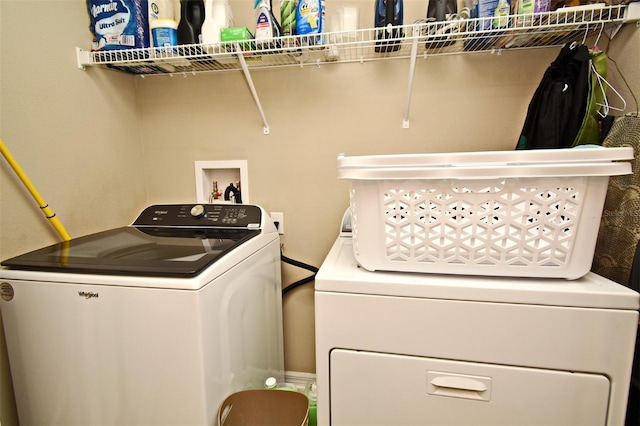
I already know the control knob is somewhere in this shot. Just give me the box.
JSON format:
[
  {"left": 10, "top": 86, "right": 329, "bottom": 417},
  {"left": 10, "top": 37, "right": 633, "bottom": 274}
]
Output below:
[{"left": 190, "top": 204, "right": 206, "bottom": 218}]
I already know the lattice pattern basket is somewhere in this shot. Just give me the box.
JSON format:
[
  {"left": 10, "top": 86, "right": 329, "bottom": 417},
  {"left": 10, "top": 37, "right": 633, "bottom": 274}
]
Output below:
[{"left": 338, "top": 147, "right": 633, "bottom": 279}]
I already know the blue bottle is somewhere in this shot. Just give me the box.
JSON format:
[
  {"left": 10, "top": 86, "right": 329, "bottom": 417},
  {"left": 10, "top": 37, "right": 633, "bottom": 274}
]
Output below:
[{"left": 296, "top": 0, "right": 324, "bottom": 46}]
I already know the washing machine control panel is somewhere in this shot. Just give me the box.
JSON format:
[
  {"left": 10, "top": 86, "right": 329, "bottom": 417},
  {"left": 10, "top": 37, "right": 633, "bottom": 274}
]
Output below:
[{"left": 133, "top": 204, "right": 262, "bottom": 228}]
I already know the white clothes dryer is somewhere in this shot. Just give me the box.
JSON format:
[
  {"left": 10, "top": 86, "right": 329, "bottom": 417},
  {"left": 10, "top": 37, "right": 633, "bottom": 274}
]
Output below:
[{"left": 315, "top": 226, "right": 639, "bottom": 425}]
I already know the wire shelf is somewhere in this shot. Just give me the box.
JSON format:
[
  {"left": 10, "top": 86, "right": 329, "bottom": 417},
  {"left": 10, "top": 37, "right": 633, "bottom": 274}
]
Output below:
[{"left": 77, "top": 4, "right": 630, "bottom": 76}]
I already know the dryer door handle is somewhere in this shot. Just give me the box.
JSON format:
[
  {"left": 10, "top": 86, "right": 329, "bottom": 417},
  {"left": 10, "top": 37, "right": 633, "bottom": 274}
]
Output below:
[{"left": 427, "top": 372, "right": 492, "bottom": 402}]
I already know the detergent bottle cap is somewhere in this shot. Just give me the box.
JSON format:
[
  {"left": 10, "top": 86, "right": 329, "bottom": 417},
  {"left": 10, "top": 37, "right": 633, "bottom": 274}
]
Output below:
[{"left": 265, "top": 377, "right": 277, "bottom": 388}]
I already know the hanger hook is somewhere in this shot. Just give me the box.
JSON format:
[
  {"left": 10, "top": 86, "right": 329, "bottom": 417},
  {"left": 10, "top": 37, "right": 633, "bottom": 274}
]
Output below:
[
  {"left": 594, "top": 24, "right": 604, "bottom": 48},
  {"left": 581, "top": 23, "right": 589, "bottom": 46}
]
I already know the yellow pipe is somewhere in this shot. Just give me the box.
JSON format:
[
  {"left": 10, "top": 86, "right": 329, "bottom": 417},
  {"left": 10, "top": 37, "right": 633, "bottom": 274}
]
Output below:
[{"left": 0, "top": 138, "right": 72, "bottom": 241}]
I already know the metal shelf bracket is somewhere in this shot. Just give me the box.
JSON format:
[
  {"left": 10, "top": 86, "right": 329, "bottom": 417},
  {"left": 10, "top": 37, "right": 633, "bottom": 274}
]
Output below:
[
  {"left": 235, "top": 43, "right": 270, "bottom": 135},
  {"left": 76, "top": 47, "right": 90, "bottom": 70},
  {"left": 403, "top": 26, "right": 421, "bottom": 129}
]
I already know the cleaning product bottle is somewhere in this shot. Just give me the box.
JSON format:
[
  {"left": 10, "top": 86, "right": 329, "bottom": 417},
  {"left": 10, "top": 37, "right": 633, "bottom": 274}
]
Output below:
[
  {"left": 374, "top": 0, "right": 403, "bottom": 53},
  {"left": 149, "top": 0, "right": 175, "bottom": 20},
  {"left": 493, "top": 0, "right": 510, "bottom": 28},
  {"left": 201, "top": 0, "right": 233, "bottom": 44},
  {"left": 516, "top": 0, "right": 548, "bottom": 25},
  {"left": 280, "top": 0, "right": 297, "bottom": 47},
  {"left": 264, "top": 377, "right": 298, "bottom": 391},
  {"left": 305, "top": 381, "right": 318, "bottom": 426},
  {"left": 255, "top": 0, "right": 282, "bottom": 49},
  {"left": 464, "top": 0, "right": 498, "bottom": 49},
  {"left": 148, "top": 0, "right": 177, "bottom": 49},
  {"left": 296, "top": 0, "right": 324, "bottom": 46},
  {"left": 177, "top": 0, "right": 205, "bottom": 44}
]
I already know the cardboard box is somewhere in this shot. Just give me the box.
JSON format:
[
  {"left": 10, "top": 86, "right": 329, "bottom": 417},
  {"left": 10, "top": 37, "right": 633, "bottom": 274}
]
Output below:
[
  {"left": 217, "top": 389, "right": 309, "bottom": 426},
  {"left": 220, "top": 27, "right": 256, "bottom": 51}
]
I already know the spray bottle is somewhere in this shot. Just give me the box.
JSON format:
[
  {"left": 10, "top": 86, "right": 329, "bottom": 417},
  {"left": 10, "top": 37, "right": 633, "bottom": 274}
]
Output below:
[{"left": 255, "top": 0, "right": 282, "bottom": 49}]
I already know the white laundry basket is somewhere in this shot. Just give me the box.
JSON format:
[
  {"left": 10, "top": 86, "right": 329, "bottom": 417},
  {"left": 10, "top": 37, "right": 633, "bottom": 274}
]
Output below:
[{"left": 338, "top": 147, "right": 633, "bottom": 279}]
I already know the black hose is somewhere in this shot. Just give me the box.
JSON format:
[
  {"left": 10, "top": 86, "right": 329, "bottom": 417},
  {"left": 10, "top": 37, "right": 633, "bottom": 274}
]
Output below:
[
  {"left": 282, "top": 254, "right": 318, "bottom": 273},
  {"left": 281, "top": 254, "right": 318, "bottom": 296}
]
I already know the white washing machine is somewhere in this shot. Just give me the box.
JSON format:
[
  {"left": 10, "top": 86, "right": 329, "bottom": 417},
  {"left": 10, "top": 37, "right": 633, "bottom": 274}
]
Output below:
[
  {"left": 315, "top": 222, "right": 640, "bottom": 426},
  {"left": 0, "top": 204, "right": 284, "bottom": 425}
]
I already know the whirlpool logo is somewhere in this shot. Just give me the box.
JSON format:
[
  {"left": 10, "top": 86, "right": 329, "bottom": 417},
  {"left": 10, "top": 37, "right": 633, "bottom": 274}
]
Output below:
[{"left": 79, "top": 291, "right": 99, "bottom": 299}]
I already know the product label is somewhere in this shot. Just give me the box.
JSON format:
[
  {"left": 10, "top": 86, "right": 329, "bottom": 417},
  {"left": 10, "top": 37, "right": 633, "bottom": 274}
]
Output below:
[
  {"left": 150, "top": 1, "right": 160, "bottom": 19},
  {"left": 87, "top": 0, "right": 150, "bottom": 50},
  {"left": 493, "top": 0, "right": 511, "bottom": 28},
  {"left": 1, "top": 283, "right": 14, "bottom": 302},
  {"left": 91, "top": 0, "right": 131, "bottom": 37},
  {"left": 296, "top": 0, "right": 319, "bottom": 34},
  {"left": 255, "top": 11, "right": 273, "bottom": 39},
  {"left": 280, "top": 0, "right": 296, "bottom": 37},
  {"left": 535, "top": 0, "right": 550, "bottom": 13},
  {"left": 516, "top": 0, "right": 548, "bottom": 25},
  {"left": 473, "top": 0, "right": 500, "bottom": 30},
  {"left": 518, "top": 0, "right": 534, "bottom": 15},
  {"left": 296, "top": 0, "right": 324, "bottom": 45},
  {"left": 152, "top": 27, "right": 177, "bottom": 50}
]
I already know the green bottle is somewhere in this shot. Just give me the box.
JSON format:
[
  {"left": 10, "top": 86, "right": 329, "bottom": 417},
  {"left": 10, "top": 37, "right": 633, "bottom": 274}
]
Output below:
[
  {"left": 280, "top": 0, "right": 297, "bottom": 47},
  {"left": 493, "top": 0, "right": 510, "bottom": 28}
]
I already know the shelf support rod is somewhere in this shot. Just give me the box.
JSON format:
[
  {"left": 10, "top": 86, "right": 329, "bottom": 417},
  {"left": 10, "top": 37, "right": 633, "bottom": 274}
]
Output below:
[
  {"left": 235, "top": 43, "right": 270, "bottom": 135},
  {"left": 403, "top": 26, "right": 421, "bottom": 129}
]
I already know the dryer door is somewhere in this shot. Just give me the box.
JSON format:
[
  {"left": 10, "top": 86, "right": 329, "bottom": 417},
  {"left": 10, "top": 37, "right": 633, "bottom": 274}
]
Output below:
[{"left": 330, "top": 349, "right": 610, "bottom": 425}]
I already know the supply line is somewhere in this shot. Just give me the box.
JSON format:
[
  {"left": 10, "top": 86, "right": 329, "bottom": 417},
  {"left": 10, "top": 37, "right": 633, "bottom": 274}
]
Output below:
[
  {"left": 0, "top": 138, "right": 71, "bottom": 241},
  {"left": 281, "top": 253, "right": 319, "bottom": 296}
]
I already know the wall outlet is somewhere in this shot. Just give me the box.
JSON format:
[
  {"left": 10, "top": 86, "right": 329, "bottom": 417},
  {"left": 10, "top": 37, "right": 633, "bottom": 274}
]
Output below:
[{"left": 271, "top": 212, "right": 284, "bottom": 234}]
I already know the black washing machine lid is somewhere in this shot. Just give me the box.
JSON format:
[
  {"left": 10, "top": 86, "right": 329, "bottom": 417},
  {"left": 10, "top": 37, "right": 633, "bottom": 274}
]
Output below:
[{"left": 1, "top": 204, "right": 263, "bottom": 278}]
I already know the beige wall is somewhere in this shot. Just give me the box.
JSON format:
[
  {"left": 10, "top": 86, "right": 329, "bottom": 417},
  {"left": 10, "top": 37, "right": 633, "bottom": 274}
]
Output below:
[
  {"left": 133, "top": 50, "right": 560, "bottom": 375},
  {"left": 1, "top": 2, "right": 148, "bottom": 424},
  {"left": 1, "top": 0, "right": 638, "bottom": 424}
]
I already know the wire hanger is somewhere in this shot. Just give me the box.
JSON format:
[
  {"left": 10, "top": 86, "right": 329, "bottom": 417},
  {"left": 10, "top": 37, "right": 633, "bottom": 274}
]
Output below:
[
  {"left": 591, "top": 61, "right": 627, "bottom": 117},
  {"left": 581, "top": 24, "right": 589, "bottom": 46},
  {"left": 593, "top": 24, "right": 604, "bottom": 48},
  {"left": 570, "top": 22, "right": 605, "bottom": 51}
]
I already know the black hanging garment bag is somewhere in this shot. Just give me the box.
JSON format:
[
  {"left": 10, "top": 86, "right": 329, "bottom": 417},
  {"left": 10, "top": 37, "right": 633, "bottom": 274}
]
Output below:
[{"left": 516, "top": 43, "right": 592, "bottom": 150}]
